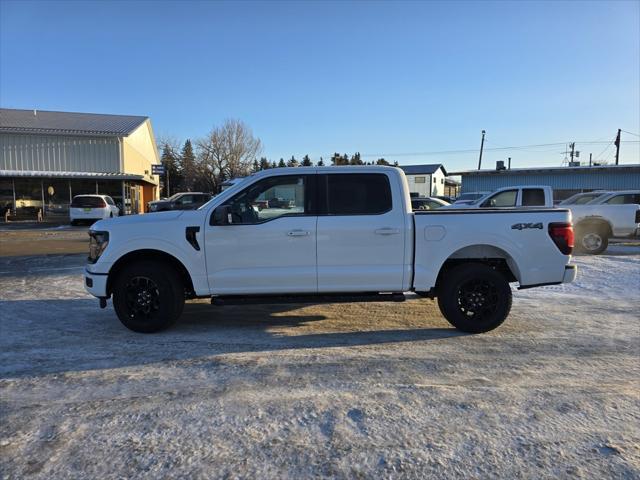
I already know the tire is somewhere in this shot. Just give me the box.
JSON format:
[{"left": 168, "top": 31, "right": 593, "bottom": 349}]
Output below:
[
  {"left": 576, "top": 228, "right": 608, "bottom": 255},
  {"left": 112, "top": 260, "right": 185, "bottom": 333},
  {"left": 437, "top": 263, "right": 512, "bottom": 333}
]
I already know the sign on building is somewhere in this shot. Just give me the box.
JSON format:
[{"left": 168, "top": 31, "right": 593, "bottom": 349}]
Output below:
[{"left": 152, "top": 164, "right": 166, "bottom": 175}]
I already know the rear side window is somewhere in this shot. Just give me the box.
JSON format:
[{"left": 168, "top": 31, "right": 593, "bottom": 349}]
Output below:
[
  {"left": 105, "top": 196, "right": 115, "bottom": 206},
  {"left": 71, "top": 196, "right": 105, "bottom": 208},
  {"left": 522, "top": 188, "right": 546, "bottom": 206},
  {"left": 605, "top": 194, "right": 640, "bottom": 205},
  {"left": 324, "top": 174, "right": 392, "bottom": 215}
]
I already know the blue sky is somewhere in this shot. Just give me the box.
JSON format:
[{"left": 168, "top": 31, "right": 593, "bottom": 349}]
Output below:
[{"left": 1, "top": 0, "right": 639, "bottom": 170}]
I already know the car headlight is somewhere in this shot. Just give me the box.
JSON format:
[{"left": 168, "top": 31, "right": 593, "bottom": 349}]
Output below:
[
  {"left": 88, "top": 231, "right": 109, "bottom": 263},
  {"left": 150, "top": 204, "right": 157, "bottom": 211}
]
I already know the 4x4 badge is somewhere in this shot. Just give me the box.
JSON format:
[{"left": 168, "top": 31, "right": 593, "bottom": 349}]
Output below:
[{"left": 511, "top": 222, "right": 543, "bottom": 230}]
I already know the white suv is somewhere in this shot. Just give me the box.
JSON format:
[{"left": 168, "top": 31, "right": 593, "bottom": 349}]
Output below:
[{"left": 70, "top": 195, "right": 119, "bottom": 225}]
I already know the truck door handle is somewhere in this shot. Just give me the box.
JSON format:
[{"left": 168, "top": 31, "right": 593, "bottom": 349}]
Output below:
[
  {"left": 375, "top": 228, "right": 400, "bottom": 235},
  {"left": 287, "top": 230, "right": 310, "bottom": 237}
]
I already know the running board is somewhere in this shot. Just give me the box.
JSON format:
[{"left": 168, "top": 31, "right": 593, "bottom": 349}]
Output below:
[{"left": 211, "top": 292, "right": 406, "bottom": 306}]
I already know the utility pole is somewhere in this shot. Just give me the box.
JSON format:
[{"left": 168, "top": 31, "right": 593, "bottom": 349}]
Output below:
[
  {"left": 569, "top": 142, "right": 575, "bottom": 163},
  {"left": 508, "top": 157, "right": 511, "bottom": 169},
  {"left": 614, "top": 128, "right": 621, "bottom": 165},
  {"left": 589, "top": 153, "right": 592, "bottom": 167},
  {"left": 477, "top": 130, "right": 486, "bottom": 170}
]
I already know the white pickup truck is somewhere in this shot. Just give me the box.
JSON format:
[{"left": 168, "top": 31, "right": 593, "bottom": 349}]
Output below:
[
  {"left": 446, "top": 186, "right": 554, "bottom": 209},
  {"left": 85, "top": 167, "right": 577, "bottom": 334}
]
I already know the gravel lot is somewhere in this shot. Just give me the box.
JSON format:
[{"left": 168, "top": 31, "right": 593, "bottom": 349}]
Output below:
[{"left": 0, "top": 243, "right": 639, "bottom": 478}]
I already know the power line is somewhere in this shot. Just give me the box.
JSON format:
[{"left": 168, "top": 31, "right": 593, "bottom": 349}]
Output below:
[
  {"left": 358, "top": 140, "right": 638, "bottom": 158},
  {"left": 621, "top": 129, "right": 640, "bottom": 137}
]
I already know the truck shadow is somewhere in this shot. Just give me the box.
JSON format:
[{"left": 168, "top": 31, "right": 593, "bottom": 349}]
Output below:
[{"left": 0, "top": 298, "right": 466, "bottom": 379}]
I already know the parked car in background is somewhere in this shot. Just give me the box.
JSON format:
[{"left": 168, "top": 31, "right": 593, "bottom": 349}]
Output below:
[
  {"left": 70, "top": 195, "right": 119, "bottom": 225},
  {"left": 450, "top": 191, "right": 490, "bottom": 206},
  {"left": 558, "top": 191, "right": 608, "bottom": 205},
  {"left": 148, "top": 193, "right": 212, "bottom": 212},
  {"left": 585, "top": 190, "right": 640, "bottom": 205},
  {"left": 433, "top": 195, "right": 455, "bottom": 204},
  {"left": 411, "top": 197, "right": 450, "bottom": 210},
  {"left": 567, "top": 202, "right": 640, "bottom": 254},
  {"left": 445, "top": 186, "right": 554, "bottom": 209}
]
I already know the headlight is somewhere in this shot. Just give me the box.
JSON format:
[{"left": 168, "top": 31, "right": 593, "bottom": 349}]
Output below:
[
  {"left": 150, "top": 204, "right": 158, "bottom": 211},
  {"left": 88, "top": 231, "right": 109, "bottom": 263}
]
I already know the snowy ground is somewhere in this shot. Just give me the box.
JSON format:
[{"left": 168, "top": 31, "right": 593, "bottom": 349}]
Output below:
[{"left": 0, "top": 247, "right": 639, "bottom": 478}]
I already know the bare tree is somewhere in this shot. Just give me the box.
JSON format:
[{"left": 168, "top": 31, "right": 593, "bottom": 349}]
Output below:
[{"left": 197, "top": 119, "right": 262, "bottom": 192}]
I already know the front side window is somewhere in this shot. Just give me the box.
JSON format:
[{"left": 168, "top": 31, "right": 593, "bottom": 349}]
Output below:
[
  {"left": 481, "top": 190, "right": 517, "bottom": 208},
  {"left": 325, "top": 173, "right": 392, "bottom": 215},
  {"left": 221, "top": 175, "right": 308, "bottom": 224},
  {"left": 522, "top": 188, "right": 546, "bottom": 206}
]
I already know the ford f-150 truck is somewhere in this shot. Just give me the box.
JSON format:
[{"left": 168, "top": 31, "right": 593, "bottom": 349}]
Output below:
[{"left": 85, "top": 167, "right": 577, "bottom": 334}]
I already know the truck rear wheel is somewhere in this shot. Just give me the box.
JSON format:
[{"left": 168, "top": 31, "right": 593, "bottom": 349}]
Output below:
[
  {"left": 112, "top": 260, "right": 184, "bottom": 333},
  {"left": 437, "top": 263, "right": 512, "bottom": 333}
]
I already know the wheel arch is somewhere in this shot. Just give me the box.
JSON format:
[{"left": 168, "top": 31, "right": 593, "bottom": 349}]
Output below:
[
  {"left": 435, "top": 244, "right": 520, "bottom": 291},
  {"left": 574, "top": 217, "right": 612, "bottom": 237},
  {"left": 106, "top": 249, "right": 195, "bottom": 298}
]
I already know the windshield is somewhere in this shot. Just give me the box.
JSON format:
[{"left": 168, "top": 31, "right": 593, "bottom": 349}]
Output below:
[
  {"left": 456, "top": 192, "right": 486, "bottom": 202},
  {"left": 559, "top": 192, "right": 607, "bottom": 205}
]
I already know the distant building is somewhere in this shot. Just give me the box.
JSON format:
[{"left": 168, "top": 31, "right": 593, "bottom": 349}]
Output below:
[
  {"left": 0, "top": 108, "right": 161, "bottom": 217},
  {"left": 450, "top": 164, "right": 640, "bottom": 201},
  {"left": 399, "top": 164, "right": 447, "bottom": 197}
]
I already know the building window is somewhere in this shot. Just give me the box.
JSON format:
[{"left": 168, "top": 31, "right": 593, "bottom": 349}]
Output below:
[
  {"left": 441, "top": 178, "right": 444, "bottom": 184},
  {"left": 14, "top": 178, "right": 43, "bottom": 215},
  {"left": 433, "top": 177, "right": 437, "bottom": 183},
  {"left": 0, "top": 179, "right": 14, "bottom": 215},
  {"left": 414, "top": 176, "right": 426, "bottom": 183},
  {"left": 44, "top": 180, "right": 72, "bottom": 216}
]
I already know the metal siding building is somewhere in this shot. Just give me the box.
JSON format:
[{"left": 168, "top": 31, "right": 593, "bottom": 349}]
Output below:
[
  {"left": 451, "top": 164, "right": 640, "bottom": 200},
  {"left": 0, "top": 108, "right": 161, "bottom": 218}
]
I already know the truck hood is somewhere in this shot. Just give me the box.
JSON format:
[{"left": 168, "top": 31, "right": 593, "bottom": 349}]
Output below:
[{"left": 91, "top": 211, "right": 184, "bottom": 231}]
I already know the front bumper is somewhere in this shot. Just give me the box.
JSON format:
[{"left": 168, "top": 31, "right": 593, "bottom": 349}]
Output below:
[
  {"left": 562, "top": 264, "right": 577, "bottom": 284},
  {"left": 84, "top": 269, "right": 108, "bottom": 298}
]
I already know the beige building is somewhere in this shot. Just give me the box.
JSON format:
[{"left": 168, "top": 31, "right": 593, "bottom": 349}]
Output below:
[{"left": 0, "top": 108, "right": 161, "bottom": 217}]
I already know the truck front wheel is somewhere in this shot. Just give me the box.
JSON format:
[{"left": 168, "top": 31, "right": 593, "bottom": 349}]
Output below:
[
  {"left": 437, "top": 263, "right": 512, "bottom": 333},
  {"left": 112, "top": 261, "right": 185, "bottom": 333}
]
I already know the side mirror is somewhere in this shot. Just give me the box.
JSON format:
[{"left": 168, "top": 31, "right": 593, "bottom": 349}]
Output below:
[{"left": 212, "top": 205, "right": 233, "bottom": 225}]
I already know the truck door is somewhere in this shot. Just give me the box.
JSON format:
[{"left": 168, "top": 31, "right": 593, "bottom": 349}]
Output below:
[
  {"left": 316, "top": 172, "right": 406, "bottom": 292},
  {"left": 205, "top": 174, "right": 317, "bottom": 294}
]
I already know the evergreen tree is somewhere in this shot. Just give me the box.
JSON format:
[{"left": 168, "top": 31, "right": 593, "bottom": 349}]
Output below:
[
  {"left": 287, "top": 155, "right": 299, "bottom": 167},
  {"left": 259, "top": 157, "right": 270, "bottom": 170},
  {"left": 271, "top": 161, "right": 277, "bottom": 169},
  {"left": 160, "top": 143, "right": 183, "bottom": 197},
  {"left": 251, "top": 159, "right": 260, "bottom": 173},
  {"left": 317, "top": 157, "right": 324, "bottom": 167},
  {"left": 376, "top": 158, "right": 390, "bottom": 166},
  {"left": 301, "top": 154, "right": 313, "bottom": 167},
  {"left": 278, "top": 158, "right": 286, "bottom": 168},
  {"left": 349, "top": 152, "right": 363, "bottom": 165},
  {"left": 180, "top": 139, "right": 197, "bottom": 191},
  {"left": 331, "top": 152, "right": 346, "bottom": 166}
]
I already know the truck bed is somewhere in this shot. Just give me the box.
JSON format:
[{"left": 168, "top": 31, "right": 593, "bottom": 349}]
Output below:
[{"left": 412, "top": 208, "right": 573, "bottom": 290}]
